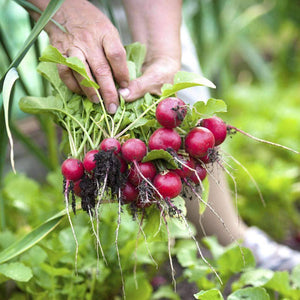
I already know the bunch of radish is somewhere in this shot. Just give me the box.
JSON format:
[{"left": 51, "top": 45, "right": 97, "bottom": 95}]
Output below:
[{"left": 61, "top": 97, "right": 228, "bottom": 218}]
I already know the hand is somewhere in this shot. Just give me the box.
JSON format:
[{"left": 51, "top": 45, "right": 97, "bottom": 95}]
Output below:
[
  {"left": 121, "top": 0, "right": 182, "bottom": 102},
  {"left": 46, "top": 0, "right": 130, "bottom": 114},
  {"left": 119, "top": 55, "right": 180, "bottom": 102}
]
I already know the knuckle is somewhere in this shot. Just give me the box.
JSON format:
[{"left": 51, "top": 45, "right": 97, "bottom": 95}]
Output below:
[
  {"left": 63, "top": 78, "right": 80, "bottom": 93},
  {"left": 106, "top": 47, "right": 126, "bottom": 62},
  {"left": 93, "top": 64, "right": 111, "bottom": 78},
  {"left": 58, "top": 68, "right": 70, "bottom": 81},
  {"left": 77, "top": 31, "right": 93, "bottom": 44},
  {"left": 102, "top": 88, "right": 117, "bottom": 101}
]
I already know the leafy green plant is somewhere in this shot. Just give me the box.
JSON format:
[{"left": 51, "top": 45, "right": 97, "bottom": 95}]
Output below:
[
  {"left": 219, "top": 82, "right": 300, "bottom": 239},
  {"left": 1, "top": 1, "right": 300, "bottom": 299},
  {"left": 175, "top": 236, "right": 300, "bottom": 299}
]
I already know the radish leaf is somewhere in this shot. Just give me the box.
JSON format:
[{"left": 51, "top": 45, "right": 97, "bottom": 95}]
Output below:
[
  {"left": 161, "top": 71, "right": 216, "bottom": 98},
  {"left": 39, "top": 45, "right": 99, "bottom": 89}
]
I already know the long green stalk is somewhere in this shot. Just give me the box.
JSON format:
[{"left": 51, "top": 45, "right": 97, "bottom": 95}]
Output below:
[
  {"left": 115, "top": 97, "right": 163, "bottom": 139},
  {"left": 0, "top": 26, "right": 31, "bottom": 96},
  {"left": 10, "top": 123, "right": 54, "bottom": 170},
  {"left": 0, "top": 0, "right": 65, "bottom": 89},
  {"left": 0, "top": 106, "right": 7, "bottom": 230},
  {"left": 28, "top": 17, "right": 60, "bottom": 169},
  {"left": 0, "top": 0, "right": 65, "bottom": 230},
  {"left": 14, "top": 0, "right": 67, "bottom": 32}
]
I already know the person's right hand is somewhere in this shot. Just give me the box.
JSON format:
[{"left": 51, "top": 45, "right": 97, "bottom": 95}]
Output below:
[{"left": 43, "top": 0, "right": 129, "bottom": 114}]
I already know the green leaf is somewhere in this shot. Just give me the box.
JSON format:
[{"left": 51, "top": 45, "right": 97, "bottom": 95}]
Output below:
[
  {"left": 217, "top": 245, "right": 255, "bottom": 274},
  {"left": 39, "top": 45, "right": 99, "bottom": 89},
  {"left": 40, "top": 263, "right": 72, "bottom": 277},
  {"left": 3, "top": 172, "right": 40, "bottom": 213},
  {"left": 0, "top": 262, "right": 33, "bottom": 283},
  {"left": 171, "top": 196, "right": 187, "bottom": 216},
  {"left": 127, "top": 60, "right": 137, "bottom": 80},
  {"left": 37, "top": 61, "right": 72, "bottom": 101},
  {"left": 194, "top": 289, "right": 224, "bottom": 300},
  {"left": 291, "top": 265, "right": 300, "bottom": 289},
  {"left": 183, "top": 265, "right": 212, "bottom": 287},
  {"left": 161, "top": 71, "right": 216, "bottom": 98},
  {"left": 227, "top": 287, "right": 270, "bottom": 300},
  {"left": 125, "top": 42, "right": 146, "bottom": 76},
  {"left": 169, "top": 218, "right": 195, "bottom": 238},
  {"left": 193, "top": 98, "right": 227, "bottom": 117},
  {"left": 175, "top": 240, "right": 198, "bottom": 268},
  {"left": 232, "top": 269, "right": 274, "bottom": 291},
  {"left": 142, "top": 150, "right": 178, "bottom": 169},
  {"left": 180, "top": 99, "right": 227, "bottom": 132},
  {"left": 2, "top": 68, "right": 19, "bottom": 173},
  {"left": 19, "top": 95, "right": 63, "bottom": 114},
  {"left": 152, "top": 285, "right": 180, "bottom": 300},
  {"left": 129, "top": 117, "right": 151, "bottom": 130},
  {"left": 201, "top": 236, "right": 225, "bottom": 260},
  {"left": 21, "top": 246, "right": 48, "bottom": 266},
  {"left": 124, "top": 272, "right": 152, "bottom": 300},
  {"left": 143, "top": 207, "right": 167, "bottom": 242},
  {"left": 20, "top": 95, "right": 93, "bottom": 148},
  {"left": 263, "top": 271, "right": 291, "bottom": 296},
  {"left": 0, "top": 211, "right": 65, "bottom": 264}
]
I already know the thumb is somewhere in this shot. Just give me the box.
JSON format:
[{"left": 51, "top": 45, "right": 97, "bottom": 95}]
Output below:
[{"left": 118, "top": 72, "right": 162, "bottom": 102}]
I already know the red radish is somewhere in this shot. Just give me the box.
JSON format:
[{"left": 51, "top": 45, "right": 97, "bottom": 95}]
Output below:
[
  {"left": 83, "top": 150, "right": 98, "bottom": 173},
  {"left": 121, "top": 181, "right": 138, "bottom": 204},
  {"left": 153, "top": 171, "right": 182, "bottom": 199},
  {"left": 73, "top": 179, "right": 82, "bottom": 197},
  {"left": 199, "top": 154, "right": 210, "bottom": 164},
  {"left": 136, "top": 199, "right": 152, "bottom": 209},
  {"left": 99, "top": 137, "right": 121, "bottom": 154},
  {"left": 128, "top": 161, "right": 157, "bottom": 186},
  {"left": 128, "top": 161, "right": 156, "bottom": 186},
  {"left": 185, "top": 127, "right": 215, "bottom": 158},
  {"left": 200, "top": 116, "right": 227, "bottom": 146},
  {"left": 174, "top": 156, "right": 195, "bottom": 178},
  {"left": 189, "top": 164, "right": 207, "bottom": 183},
  {"left": 156, "top": 97, "right": 187, "bottom": 128},
  {"left": 199, "top": 148, "right": 219, "bottom": 164},
  {"left": 149, "top": 128, "right": 181, "bottom": 152},
  {"left": 151, "top": 276, "right": 167, "bottom": 289},
  {"left": 121, "top": 138, "right": 147, "bottom": 162},
  {"left": 61, "top": 158, "right": 84, "bottom": 181},
  {"left": 117, "top": 156, "right": 128, "bottom": 173}
]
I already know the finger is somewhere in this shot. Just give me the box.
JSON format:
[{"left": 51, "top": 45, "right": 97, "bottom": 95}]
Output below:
[
  {"left": 86, "top": 49, "right": 119, "bottom": 114},
  {"left": 102, "top": 33, "right": 129, "bottom": 88},
  {"left": 119, "top": 69, "right": 165, "bottom": 102},
  {"left": 57, "top": 64, "right": 83, "bottom": 94},
  {"left": 67, "top": 47, "right": 100, "bottom": 104}
]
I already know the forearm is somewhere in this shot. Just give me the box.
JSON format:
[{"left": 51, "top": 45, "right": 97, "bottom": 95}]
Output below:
[{"left": 123, "top": 0, "right": 182, "bottom": 63}]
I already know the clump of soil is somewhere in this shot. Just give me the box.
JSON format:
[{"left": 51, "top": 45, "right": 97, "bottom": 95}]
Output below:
[{"left": 94, "top": 150, "right": 125, "bottom": 195}]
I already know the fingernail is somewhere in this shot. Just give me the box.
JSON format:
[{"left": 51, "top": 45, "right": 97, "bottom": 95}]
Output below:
[
  {"left": 108, "top": 103, "right": 118, "bottom": 114},
  {"left": 119, "top": 88, "right": 130, "bottom": 99},
  {"left": 120, "top": 81, "right": 129, "bottom": 88},
  {"left": 91, "top": 95, "right": 100, "bottom": 103}
]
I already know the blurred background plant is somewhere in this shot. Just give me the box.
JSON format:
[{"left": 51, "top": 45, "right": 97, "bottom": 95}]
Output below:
[
  {"left": 0, "top": 0, "right": 300, "bottom": 299},
  {"left": 184, "top": 0, "right": 300, "bottom": 241}
]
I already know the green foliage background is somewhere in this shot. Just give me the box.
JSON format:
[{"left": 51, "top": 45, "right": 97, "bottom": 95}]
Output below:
[
  {"left": 184, "top": 0, "right": 300, "bottom": 240},
  {"left": 0, "top": 0, "right": 300, "bottom": 299}
]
